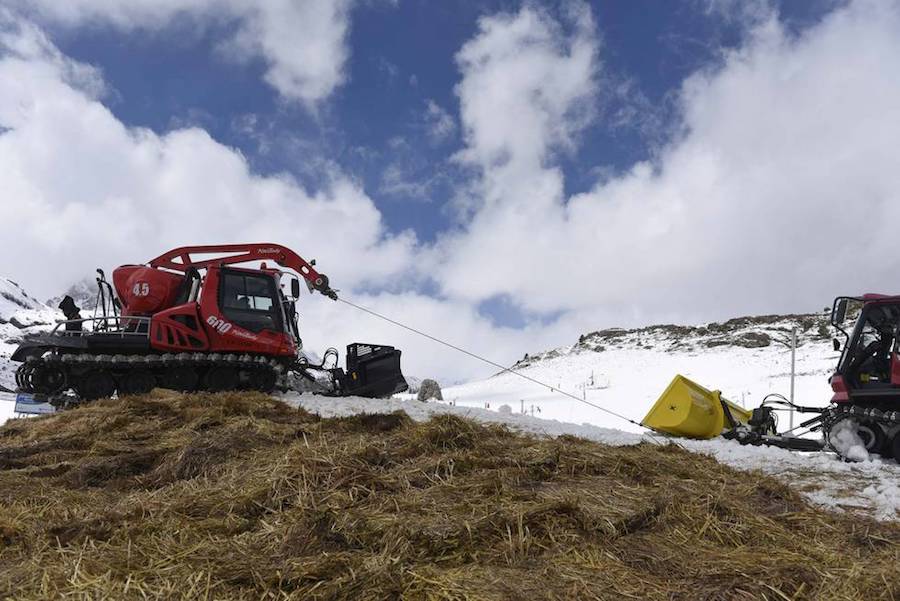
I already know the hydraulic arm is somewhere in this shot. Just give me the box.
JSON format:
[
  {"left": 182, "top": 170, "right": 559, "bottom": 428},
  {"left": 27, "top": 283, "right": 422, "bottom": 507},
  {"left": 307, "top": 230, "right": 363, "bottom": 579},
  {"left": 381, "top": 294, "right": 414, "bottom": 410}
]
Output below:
[{"left": 148, "top": 243, "right": 338, "bottom": 299}]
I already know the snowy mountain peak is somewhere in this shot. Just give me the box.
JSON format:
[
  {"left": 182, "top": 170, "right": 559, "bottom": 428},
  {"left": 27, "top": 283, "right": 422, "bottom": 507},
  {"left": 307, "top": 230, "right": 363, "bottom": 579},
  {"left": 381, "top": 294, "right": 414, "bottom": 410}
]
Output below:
[{"left": 46, "top": 277, "right": 98, "bottom": 312}]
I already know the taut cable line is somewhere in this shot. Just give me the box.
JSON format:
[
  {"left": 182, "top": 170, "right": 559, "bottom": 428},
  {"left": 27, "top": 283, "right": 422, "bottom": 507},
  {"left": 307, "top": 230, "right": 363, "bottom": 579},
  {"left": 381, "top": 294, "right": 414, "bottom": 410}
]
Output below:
[{"left": 338, "top": 297, "right": 678, "bottom": 443}]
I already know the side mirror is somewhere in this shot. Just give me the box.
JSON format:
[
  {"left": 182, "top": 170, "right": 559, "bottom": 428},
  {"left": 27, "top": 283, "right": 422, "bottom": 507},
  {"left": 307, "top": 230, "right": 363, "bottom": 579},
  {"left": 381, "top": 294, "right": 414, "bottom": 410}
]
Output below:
[
  {"left": 833, "top": 338, "right": 841, "bottom": 352},
  {"left": 834, "top": 298, "right": 848, "bottom": 324},
  {"left": 290, "top": 277, "right": 301, "bottom": 299}
]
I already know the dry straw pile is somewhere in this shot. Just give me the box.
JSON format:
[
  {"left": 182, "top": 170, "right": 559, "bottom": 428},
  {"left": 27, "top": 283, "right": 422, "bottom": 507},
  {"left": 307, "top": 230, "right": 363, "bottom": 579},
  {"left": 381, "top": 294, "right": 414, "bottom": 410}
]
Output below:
[{"left": 0, "top": 390, "right": 897, "bottom": 600}]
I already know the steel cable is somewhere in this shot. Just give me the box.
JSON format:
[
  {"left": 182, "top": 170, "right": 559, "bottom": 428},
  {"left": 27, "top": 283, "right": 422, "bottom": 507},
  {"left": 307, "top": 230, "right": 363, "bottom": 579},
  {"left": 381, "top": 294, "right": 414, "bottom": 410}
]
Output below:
[{"left": 337, "top": 297, "right": 679, "bottom": 441}]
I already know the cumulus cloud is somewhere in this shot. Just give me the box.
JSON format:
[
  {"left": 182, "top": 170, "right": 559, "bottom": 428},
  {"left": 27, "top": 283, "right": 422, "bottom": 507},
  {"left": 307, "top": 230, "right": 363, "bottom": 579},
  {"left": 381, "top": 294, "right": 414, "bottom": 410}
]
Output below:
[
  {"left": 434, "top": 0, "right": 900, "bottom": 326},
  {"left": 433, "top": 1, "right": 599, "bottom": 296},
  {"left": 6, "top": 0, "right": 352, "bottom": 106},
  {"left": 0, "top": 13, "right": 413, "bottom": 300},
  {"left": 453, "top": 2, "right": 597, "bottom": 174}
]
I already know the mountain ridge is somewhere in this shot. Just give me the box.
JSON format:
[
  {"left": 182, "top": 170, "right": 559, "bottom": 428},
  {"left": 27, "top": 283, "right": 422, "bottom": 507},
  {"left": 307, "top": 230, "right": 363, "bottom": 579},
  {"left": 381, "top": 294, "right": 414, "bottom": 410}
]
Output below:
[{"left": 513, "top": 311, "right": 834, "bottom": 370}]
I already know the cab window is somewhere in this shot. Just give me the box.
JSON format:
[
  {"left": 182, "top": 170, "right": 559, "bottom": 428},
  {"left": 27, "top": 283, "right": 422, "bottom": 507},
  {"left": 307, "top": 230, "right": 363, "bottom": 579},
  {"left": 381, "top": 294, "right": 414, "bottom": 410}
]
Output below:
[{"left": 220, "top": 271, "right": 282, "bottom": 333}]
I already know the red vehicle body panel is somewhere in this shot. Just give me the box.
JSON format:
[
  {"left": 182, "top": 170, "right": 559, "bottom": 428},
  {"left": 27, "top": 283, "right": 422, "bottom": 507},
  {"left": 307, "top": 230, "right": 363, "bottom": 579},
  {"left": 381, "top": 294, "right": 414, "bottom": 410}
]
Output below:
[
  {"left": 149, "top": 303, "right": 210, "bottom": 352},
  {"left": 112, "top": 261, "right": 299, "bottom": 359},
  {"left": 196, "top": 266, "right": 297, "bottom": 358},
  {"left": 830, "top": 374, "right": 849, "bottom": 403},
  {"left": 114, "top": 265, "right": 183, "bottom": 316},
  {"left": 892, "top": 353, "right": 900, "bottom": 386}
]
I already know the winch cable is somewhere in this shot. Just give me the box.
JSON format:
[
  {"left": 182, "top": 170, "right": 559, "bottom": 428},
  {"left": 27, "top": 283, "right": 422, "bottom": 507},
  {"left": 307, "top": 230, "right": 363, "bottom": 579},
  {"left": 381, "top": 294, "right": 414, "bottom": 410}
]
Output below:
[{"left": 338, "top": 297, "right": 680, "bottom": 443}]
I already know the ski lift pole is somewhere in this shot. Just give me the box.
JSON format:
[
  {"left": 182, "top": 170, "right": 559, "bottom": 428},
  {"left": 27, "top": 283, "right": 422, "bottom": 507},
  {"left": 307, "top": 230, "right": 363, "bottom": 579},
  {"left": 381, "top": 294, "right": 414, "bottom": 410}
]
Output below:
[{"left": 789, "top": 327, "right": 797, "bottom": 430}]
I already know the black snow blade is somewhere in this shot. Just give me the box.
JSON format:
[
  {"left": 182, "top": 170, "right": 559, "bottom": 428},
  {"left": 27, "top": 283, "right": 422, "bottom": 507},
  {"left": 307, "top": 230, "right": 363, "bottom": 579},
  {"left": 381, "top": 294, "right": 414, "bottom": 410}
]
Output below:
[{"left": 342, "top": 343, "right": 408, "bottom": 398}]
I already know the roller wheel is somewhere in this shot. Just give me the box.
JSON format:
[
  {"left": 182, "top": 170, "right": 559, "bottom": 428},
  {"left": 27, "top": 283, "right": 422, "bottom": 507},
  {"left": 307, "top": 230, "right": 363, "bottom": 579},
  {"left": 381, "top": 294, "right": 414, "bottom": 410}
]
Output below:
[
  {"left": 78, "top": 370, "right": 116, "bottom": 401},
  {"left": 32, "top": 365, "right": 67, "bottom": 394},
  {"left": 161, "top": 367, "right": 199, "bottom": 392},
  {"left": 828, "top": 416, "right": 887, "bottom": 460},
  {"left": 119, "top": 371, "right": 156, "bottom": 396},
  {"left": 856, "top": 419, "right": 886, "bottom": 455},
  {"left": 890, "top": 431, "right": 900, "bottom": 461},
  {"left": 205, "top": 367, "right": 238, "bottom": 392},
  {"left": 15, "top": 364, "right": 35, "bottom": 392},
  {"left": 249, "top": 368, "right": 277, "bottom": 393}
]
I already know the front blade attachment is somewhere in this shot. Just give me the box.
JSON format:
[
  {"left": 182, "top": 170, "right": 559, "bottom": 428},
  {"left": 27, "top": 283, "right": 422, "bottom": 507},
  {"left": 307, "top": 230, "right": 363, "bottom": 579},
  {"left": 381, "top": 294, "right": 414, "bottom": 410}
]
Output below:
[
  {"left": 342, "top": 343, "right": 408, "bottom": 398},
  {"left": 290, "top": 343, "right": 408, "bottom": 398}
]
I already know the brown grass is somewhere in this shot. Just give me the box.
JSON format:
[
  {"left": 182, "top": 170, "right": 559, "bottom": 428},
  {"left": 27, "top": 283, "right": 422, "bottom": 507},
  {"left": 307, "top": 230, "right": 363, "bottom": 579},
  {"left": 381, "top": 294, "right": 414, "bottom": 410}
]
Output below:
[{"left": 0, "top": 390, "right": 897, "bottom": 600}]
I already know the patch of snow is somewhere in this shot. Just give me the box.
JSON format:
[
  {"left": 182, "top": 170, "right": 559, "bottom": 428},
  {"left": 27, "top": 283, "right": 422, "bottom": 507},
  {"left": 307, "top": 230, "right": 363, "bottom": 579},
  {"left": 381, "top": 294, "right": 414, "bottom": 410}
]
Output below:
[
  {"left": 827, "top": 418, "right": 870, "bottom": 462},
  {"left": 859, "top": 480, "right": 900, "bottom": 521},
  {"left": 282, "top": 393, "right": 642, "bottom": 447},
  {"left": 435, "top": 338, "right": 836, "bottom": 434},
  {"left": 679, "top": 436, "right": 900, "bottom": 520}
]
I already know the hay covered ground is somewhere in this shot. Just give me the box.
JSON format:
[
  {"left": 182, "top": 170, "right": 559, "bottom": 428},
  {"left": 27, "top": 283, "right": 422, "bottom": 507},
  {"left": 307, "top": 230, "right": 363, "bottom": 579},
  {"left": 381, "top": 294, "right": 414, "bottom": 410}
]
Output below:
[{"left": 0, "top": 391, "right": 898, "bottom": 600}]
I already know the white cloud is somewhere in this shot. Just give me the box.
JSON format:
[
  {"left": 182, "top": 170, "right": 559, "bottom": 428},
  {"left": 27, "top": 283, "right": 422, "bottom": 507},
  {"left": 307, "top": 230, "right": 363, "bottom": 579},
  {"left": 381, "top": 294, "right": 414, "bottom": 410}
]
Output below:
[
  {"left": 379, "top": 164, "right": 431, "bottom": 200},
  {"left": 302, "top": 292, "right": 570, "bottom": 385},
  {"left": 432, "top": 1, "right": 599, "bottom": 298},
  {"left": 433, "top": 0, "right": 900, "bottom": 328},
  {"left": 0, "top": 11, "right": 106, "bottom": 98},
  {"left": 6, "top": 0, "right": 352, "bottom": 106},
  {"left": 0, "top": 13, "right": 412, "bottom": 302},
  {"left": 453, "top": 2, "right": 598, "bottom": 174}
]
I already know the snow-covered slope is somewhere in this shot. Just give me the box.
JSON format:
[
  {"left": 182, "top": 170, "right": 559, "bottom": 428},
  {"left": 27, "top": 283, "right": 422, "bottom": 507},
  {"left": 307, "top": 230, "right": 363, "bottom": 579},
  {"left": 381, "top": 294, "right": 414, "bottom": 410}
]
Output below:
[
  {"left": 0, "top": 278, "right": 47, "bottom": 315},
  {"left": 433, "top": 312, "right": 838, "bottom": 434},
  {"left": 0, "top": 279, "right": 62, "bottom": 390}
]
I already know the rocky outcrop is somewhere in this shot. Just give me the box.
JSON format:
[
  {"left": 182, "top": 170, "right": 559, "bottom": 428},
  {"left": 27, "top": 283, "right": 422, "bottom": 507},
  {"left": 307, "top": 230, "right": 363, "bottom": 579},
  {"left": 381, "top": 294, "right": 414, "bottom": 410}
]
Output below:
[{"left": 417, "top": 379, "right": 443, "bottom": 402}]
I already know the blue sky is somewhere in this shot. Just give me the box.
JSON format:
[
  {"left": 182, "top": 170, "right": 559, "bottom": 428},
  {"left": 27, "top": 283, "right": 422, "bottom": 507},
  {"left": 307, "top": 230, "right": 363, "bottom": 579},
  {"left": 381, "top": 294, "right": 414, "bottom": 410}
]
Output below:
[
  {"left": 46, "top": 0, "right": 834, "bottom": 241},
  {"left": 2, "top": 0, "right": 899, "bottom": 381}
]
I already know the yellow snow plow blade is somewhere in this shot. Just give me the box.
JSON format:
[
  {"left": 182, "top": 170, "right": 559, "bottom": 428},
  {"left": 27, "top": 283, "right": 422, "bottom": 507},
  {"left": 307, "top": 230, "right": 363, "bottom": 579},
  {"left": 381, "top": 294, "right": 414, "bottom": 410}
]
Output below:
[{"left": 642, "top": 375, "right": 752, "bottom": 439}]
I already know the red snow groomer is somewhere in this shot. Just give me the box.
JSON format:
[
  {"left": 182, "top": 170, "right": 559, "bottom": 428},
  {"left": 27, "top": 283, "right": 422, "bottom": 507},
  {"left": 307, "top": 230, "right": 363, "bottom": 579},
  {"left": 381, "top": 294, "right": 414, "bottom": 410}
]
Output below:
[{"left": 13, "top": 243, "right": 408, "bottom": 403}]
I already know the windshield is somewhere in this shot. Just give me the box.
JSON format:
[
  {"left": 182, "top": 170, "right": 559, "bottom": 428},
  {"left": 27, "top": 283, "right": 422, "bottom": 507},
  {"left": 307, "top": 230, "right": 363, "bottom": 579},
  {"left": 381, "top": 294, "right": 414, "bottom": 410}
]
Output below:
[
  {"left": 220, "top": 270, "right": 283, "bottom": 333},
  {"left": 838, "top": 302, "right": 900, "bottom": 377}
]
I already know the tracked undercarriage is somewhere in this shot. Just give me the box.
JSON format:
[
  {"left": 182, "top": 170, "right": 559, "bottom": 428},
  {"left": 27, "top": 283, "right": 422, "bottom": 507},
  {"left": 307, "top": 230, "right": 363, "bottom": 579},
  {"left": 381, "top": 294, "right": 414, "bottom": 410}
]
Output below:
[
  {"left": 722, "top": 401, "right": 900, "bottom": 460},
  {"left": 16, "top": 351, "right": 285, "bottom": 403},
  {"left": 13, "top": 314, "right": 285, "bottom": 406},
  {"left": 821, "top": 403, "right": 900, "bottom": 459}
]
